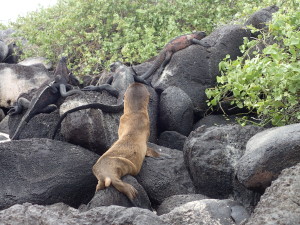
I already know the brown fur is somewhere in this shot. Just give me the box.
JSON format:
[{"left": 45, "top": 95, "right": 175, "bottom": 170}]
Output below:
[
  {"left": 92, "top": 83, "right": 157, "bottom": 200},
  {"left": 141, "top": 31, "right": 207, "bottom": 80}
]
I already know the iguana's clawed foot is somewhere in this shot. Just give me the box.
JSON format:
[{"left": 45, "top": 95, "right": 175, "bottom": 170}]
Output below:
[
  {"left": 40, "top": 104, "right": 58, "bottom": 113},
  {"left": 133, "top": 75, "right": 151, "bottom": 86},
  {"left": 152, "top": 153, "right": 172, "bottom": 160},
  {"left": 49, "top": 83, "right": 59, "bottom": 94},
  {"left": 8, "top": 105, "right": 23, "bottom": 116},
  {"left": 82, "top": 85, "right": 119, "bottom": 98},
  {"left": 192, "top": 38, "right": 211, "bottom": 47}
]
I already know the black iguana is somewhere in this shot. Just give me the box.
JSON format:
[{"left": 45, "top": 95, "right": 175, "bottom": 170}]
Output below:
[{"left": 9, "top": 57, "right": 82, "bottom": 140}]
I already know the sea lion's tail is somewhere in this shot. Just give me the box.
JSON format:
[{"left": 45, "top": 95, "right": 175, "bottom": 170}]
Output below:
[{"left": 104, "top": 177, "right": 112, "bottom": 187}]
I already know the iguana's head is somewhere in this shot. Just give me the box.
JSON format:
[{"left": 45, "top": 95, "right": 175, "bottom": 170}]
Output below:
[
  {"left": 193, "top": 31, "right": 207, "bottom": 40},
  {"left": 110, "top": 61, "right": 123, "bottom": 72},
  {"left": 54, "top": 57, "right": 70, "bottom": 84}
]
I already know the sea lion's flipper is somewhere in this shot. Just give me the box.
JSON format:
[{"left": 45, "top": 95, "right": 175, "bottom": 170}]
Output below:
[
  {"left": 146, "top": 147, "right": 160, "bottom": 157},
  {"left": 95, "top": 179, "right": 105, "bottom": 191},
  {"left": 95, "top": 176, "right": 111, "bottom": 192},
  {"left": 146, "top": 147, "right": 173, "bottom": 160},
  {"left": 111, "top": 178, "right": 138, "bottom": 200},
  {"left": 104, "top": 177, "right": 112, "bottom": 187}
]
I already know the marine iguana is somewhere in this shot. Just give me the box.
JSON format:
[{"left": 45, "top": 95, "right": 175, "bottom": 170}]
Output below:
[
  {"left": 51, "top": 62, "right": 149, "bottom": 139},
  {"left": 140, "top": 31, "right": 208, "bottom": 80},
  {"left": 82, "top": 61, "right": 149, "bottom": 102},
  {"left": 9, "top": 57, "right": 82, "bottom": 140}
]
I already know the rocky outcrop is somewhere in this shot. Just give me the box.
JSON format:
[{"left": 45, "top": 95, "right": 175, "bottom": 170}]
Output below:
[
  {"left": 193, "top": 114, "right": 238, "bottom": 130},
  {"left": 158, "top": 131, "right": 187, "bottom": 151},
  {"left": 157, "top": 194, "right": 209, "bottom": 215},
  {"left": 139, "top": 25, "right": 251, "bottom": 115},
  {"left": 160, "top": 199, "right": 249, "bottom": 225},
  {"left": 18, "top": 57, "right": 53, "bottom": 70},
  {"left": 0, "top": 203, "right": 166, "bottom": 225},
  {"left": 0, "top": 138, "right": 98, "bottom": 210},
  {"left": 8, "top": 110, "right": 63, "bottom": 140},
  {"left": 59, "top": 86, "right": 158, "bottom": 155},
  {"left": 245, "top": 163, "right": 300, "bottom": 225},
  {"left": 183, "top": 124, "right": 264, "bottom": 198},
  {"left": 136, "top": 143, "right": 195, "bottom": 206},
  {"left": 237, "top": 123, "right": 300, "bottom": 190},
  {"left": 0, "top": 63, "right": 52, "bottom": 108},
  {"left": 82, "top": 175, "right": 152, "bottom": 211}
]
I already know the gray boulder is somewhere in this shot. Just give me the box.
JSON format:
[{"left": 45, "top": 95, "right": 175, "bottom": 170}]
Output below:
[
  {"left": 145, "top": 25, "right": 251, "bottom": 114},
  {"left": 158, "top": 131, "right": 187, "bottom": 151},
  {"left": 0, "top": 41, "right": 8, "bottom": 62},
  {"left": 160, "top": 199, "right": 249, "bottom": 225},
  {"left": 18, "top": 57, "right": 53, "bottom": 70},
  {"left": 0, "top": 203, "right": 166, "bottom": 225},
  {"left": 159, "top": 86, "right": 194, "bottom": 136},
  {"left": 136, "top": 143, "right": 195, "bottom": 206},
  {"left": 60, "top": 86, "right": 158, "bottom": 155},
  {"left": 157, "top": 194, "right": 209, "bottom": 215},
  {"left": 193, "top": 114, "right": 237, "bottom": 130},
  {"left": 82, "top": 175, "right": 152, "bottom": 211},
  {"left": 245, "top": 5, "right": 279, "bottom": 30},
  {"left": 237, "top": 123, "right": 300, "bottom": 190},
  {"left": 0, "top": 138, "right": 98, "bottom": 210},
  {"left": 183, "top": 125, "right": 264, "bottom": 199},
  {"left": 0, "top": 63, "right": 52, "bottom": 108},
  {"left": 246, "top": 163, "right": 300, "bottom": 225}
]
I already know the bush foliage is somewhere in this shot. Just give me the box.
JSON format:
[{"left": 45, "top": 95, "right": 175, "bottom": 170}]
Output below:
[
  {"left": 5, "top": 0, "right": 299, "bottom": 126},
  {"left": 206, "top": 6, "right": 300, "bottom": 126},
  {"left": 11, "top": 0, "right": 265, "bottom": 75}
]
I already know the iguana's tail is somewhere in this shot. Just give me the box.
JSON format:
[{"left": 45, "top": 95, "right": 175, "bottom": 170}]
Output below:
[
  {"left": 10, "top": 113, "right": 33, "bottom": 140},
  {"left": 51, "top": 102, "right": 124, "bottom": 139},
  {"left": 140, "top": 52, "right": 166, "bottom": 80}
]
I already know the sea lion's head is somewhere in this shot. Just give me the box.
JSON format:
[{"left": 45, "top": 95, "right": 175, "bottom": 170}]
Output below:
[{"left": 124, "top": 83, "right": 150, "bottom": 112}]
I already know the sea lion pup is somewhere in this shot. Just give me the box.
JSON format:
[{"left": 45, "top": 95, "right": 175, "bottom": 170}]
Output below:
[{"left": 92, "top": 82, "right": 159, "bottom": 200}]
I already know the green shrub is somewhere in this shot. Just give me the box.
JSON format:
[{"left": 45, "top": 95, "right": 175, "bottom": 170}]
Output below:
[
  {"left": 0, "top": 23, "right": 7, "bottom": 30},
  {"left": 206, "top": 8, "right": 300, "bottom": 126},
  {"left": 11, "top": 0, "right": 263, "bottom": 76}
]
